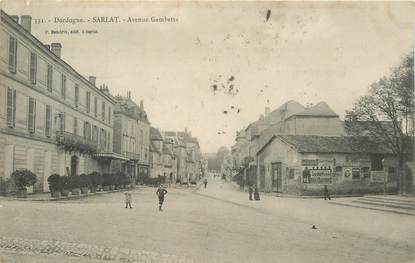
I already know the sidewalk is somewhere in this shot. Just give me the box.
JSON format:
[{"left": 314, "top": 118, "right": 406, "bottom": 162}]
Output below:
[
  {"left": 195, "top": 179, "right": 415, "bottom": 246},
  {"left": 0, "top": 188, "right": 135, "bottom": 202}
]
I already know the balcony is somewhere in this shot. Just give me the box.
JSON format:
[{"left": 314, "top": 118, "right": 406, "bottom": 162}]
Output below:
[
  {"left": 126, "top": 152, "right": 140, "bottom": 161},
  {"left": 56, "top": 131, "right": 97, "bottom": 153}
]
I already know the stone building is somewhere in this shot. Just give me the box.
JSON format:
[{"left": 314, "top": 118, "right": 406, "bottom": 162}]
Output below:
[
  {"left": 256, "top": 135, "right": 398, "bottom": 195},
  {"left": 111, "top": 91, "right": 150, "bottom": 183},
  {"left": 0, "top": 12, "right": 117, "bottom": 193},
  {"left": 149, "top": 127, "right": 164, "bottom": 180}
]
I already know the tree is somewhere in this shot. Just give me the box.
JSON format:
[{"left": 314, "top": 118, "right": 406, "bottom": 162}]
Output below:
[
  {"left": 345, "top": 52, "right": 414, "bottom": 194},
  {"left": 220, "top": 152, "right": 234, "bottom": 181}
]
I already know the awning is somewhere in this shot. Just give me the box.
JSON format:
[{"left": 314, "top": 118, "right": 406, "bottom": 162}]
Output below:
[{"left": 94, "top": 152, "right": 130, "bottom": 161}]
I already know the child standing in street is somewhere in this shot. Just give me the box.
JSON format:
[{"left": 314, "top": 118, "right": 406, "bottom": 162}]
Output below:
[
  {"left": 156, "top": 184, "right": 168, "bottom": 211},
  {"left": 124, "top": 190, "right": 132, "bottom": 208}
]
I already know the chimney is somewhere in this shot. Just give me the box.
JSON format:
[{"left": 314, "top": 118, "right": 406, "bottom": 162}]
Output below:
[
  {"left": 140, "top": 100, "right": 144, "bottom": 109},
  {"left": 265, "top": 107, "right": 270, "bottom": 116},
  {"left": 44, "top": 44, "right": 50, "bottom": 50},
  {"left": 88, "top": 76, "right": 96, "bottom": 86},
  {"left": 20, "top": 15, "right": 31, "bottom": 33},
  {"left": 127, "top": 91, "right": 131, "bottom": 99},
  {"left": 51, "top": 43, "right": 62, "bottom": 58},
  {"left": 10, "top": 15, "right": 19, "bottom": 23}
]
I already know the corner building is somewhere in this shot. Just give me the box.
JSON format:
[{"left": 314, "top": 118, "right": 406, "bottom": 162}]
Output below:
[{"left": 0, "top": 11, "right": 115, "bottom": 193}]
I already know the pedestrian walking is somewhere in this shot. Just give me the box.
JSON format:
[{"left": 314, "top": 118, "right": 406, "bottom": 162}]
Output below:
[
  {"left": 156, "top": 184, "right": 168, "bottom": 211},
  {"left": 254, "top": 186, "right": 260, "bottom": 201},
  {"left": 124, "top": 190, "right": 132, "bottom": 208},
  {"left": 203, "top": 178, "right": 208, "bottom": 188},
  {"left": 249, "top": 185, "right": 253, "bottom": 200},
  {"left": 323, "top": 185, "right": 331, "bottom": 200}
]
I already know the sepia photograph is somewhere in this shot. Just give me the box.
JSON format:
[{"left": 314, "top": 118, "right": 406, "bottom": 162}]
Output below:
[{"left": 0, "top": 0, "right": 414, "bottom": 262}]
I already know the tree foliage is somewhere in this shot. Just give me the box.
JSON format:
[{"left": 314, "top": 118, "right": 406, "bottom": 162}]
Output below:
[{"left": 345, "top": 52, "right": 414, "bottom": 193}]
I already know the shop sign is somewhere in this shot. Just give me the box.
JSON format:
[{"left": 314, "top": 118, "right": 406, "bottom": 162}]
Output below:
[
  {"left": 301, "top": 159, "right": 318, "bottom": 166},
  {"left": 371, "top": 171, "right": 386, "bottom": 183},
  {"left": 310, "top": 169, "right": 332, "bottom": 184}
]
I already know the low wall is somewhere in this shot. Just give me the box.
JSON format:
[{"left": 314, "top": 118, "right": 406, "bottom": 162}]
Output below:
[{"left": 285, "top": 180, "right": 398, "bottom": 196}]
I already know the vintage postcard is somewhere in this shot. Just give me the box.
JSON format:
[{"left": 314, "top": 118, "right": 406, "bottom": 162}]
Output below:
[{"left": 0, "top": 1, "right": 414, "bottom": 262}]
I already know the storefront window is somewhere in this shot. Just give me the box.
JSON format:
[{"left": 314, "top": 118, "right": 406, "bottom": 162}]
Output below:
[
  {"left": 361, "top": 167, "right": 370, "bottom": 179},
  {"left": 352, "top": 168, "right": 361, "bottom": 180},
  {"left": 371, "top": 154, "right": 384, "bottom": 171}
]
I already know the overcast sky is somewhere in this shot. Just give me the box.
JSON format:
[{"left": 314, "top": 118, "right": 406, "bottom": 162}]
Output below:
[{"left": 1, "top": 0, "right": 413, "bottom": 153}]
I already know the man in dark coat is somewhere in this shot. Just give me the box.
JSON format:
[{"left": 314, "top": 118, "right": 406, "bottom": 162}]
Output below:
[
  {"left": 323, "top": 185, "right": 331, "bottom": 200},
  {"left": 156, "top": 185, "right": 168, "bottom": 211},
  {"left": 254, "top": 186, "right": 260, "bottom": 201}
]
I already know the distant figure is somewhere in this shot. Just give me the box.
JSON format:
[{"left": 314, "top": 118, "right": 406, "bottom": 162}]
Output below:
[
  {"left": 303, "top": 167, "right": 311, "bottom": 183},
  {"left": 323, "top": 185, "right": 331, "bottom": 200},
  {"left": 203, "top": 178, "right": 208, "bottom": 188},
  {"left": 249, "top": 185, "right": 253, "bottom": 200},
  {"left": 254, "top": 186, "right": 260, "bottom": 201},
  {"left": 124, "top": 190, "right": 132, "bottom": 208},
  {"left": 156, "top": 184, "right": 168, "bottom": 211}
]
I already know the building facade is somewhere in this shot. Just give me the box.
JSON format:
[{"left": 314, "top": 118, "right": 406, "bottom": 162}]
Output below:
[
  {"left": 112, "top": 92, "right": 150, "bottom": 183},
  {"left": 0, "top": 12, "right": 116, "bottom": 193},
  {"left": 256, "top": 135, "right": 398, "bottom": 195}
]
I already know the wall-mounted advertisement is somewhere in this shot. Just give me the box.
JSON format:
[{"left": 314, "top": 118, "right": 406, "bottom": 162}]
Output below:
[{"left": 309, "top": 169, "right": 332, "bottom": 184}]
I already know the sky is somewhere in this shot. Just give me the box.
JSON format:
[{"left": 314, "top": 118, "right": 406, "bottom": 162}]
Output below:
[{"left": 1, "top": 0, "right": 413, "bottom": 153}]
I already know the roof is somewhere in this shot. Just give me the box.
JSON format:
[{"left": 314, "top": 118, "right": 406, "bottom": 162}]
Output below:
[
  {"left": 150, "top": 127, "right": 163, "bottom": 141},
  {"left": 0, "top": 11, "right": 115, "bottom": 104},
  {"left": 114, "top": 96, "right": 149, "bottom": 123},
  {"left": 150, "top": 141, "right": 161, "bottom": 153},
  {"left": 291, "top": 102, "right": 338, "bottom": 118},
  {"left": 258, "top": 135, "right": 393, "bottom": 155},
  {"left": 164, "top": 131, "right": 177, "bottom": 137}
]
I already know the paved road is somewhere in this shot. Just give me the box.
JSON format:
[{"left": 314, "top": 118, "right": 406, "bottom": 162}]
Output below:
[{"left": 0, "top": 180, "right": 414, "bottom": 263}]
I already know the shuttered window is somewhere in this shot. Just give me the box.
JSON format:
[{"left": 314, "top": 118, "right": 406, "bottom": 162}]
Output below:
[
  {"left": 29, "top": 52, "right": 37, "bottom": 84},
  {"left": 28, "top": 97, "right": 36, "bottom": 133},
  {"left": 61, "top": 74, "right": 66, "bottom": 99},
  {"left": 101, "top": 102, "right": 106, "bottom": 121},
  {"left": 74, "top": 84, "right": 79, "bottom": 107},
  {"left": 47, "top": 65, "right": 53, "bottom": 92},
  {"left": 60, "top": 112, "right": 65, "bottom": 132},
  {"left": 86, "top": 91, "right": 91, "bottom": 113},
  {"left": 107, "top": 132, "right": 111, "bottom": 151},
  {"left": 73, "top": 117, "right": 78, "bottom": 135},
  {"left": 45, "top": 105, "right": 51, "bottom": 137},
  {"left": 6, "top": 88, "right": 16, "bottom": 128},
  {"left": 84, "top": 122, "right": 91, "bottom": 140},
  {"left": 94, "top": 97, "right": 97, "bottom": 117},
  {"left": 93, "top": 125, "right": 98, "bottom": 142},
  {"left": 108, "top": 106, "right": 111, "bottom": 124},
  {"left": 8, "top": 36, "right": 17, "bottom": 74}
]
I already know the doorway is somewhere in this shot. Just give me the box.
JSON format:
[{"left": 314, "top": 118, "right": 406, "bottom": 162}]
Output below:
[
  {"left": 271, "top": 162, "right": 282, "bottom": 192},
  {"left": 70, "top": 156, "right": 78, "bottom": 176}
]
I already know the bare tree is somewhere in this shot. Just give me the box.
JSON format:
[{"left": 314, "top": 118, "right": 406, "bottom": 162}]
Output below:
[{"left": 345, "top": 52, "right": 414, "bottom": 194}]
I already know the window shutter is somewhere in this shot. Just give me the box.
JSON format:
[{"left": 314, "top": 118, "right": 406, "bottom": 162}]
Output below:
[
  {"left": 102, "top": 102, "right": 105, "bottom": 121},
  {"left": 47, "top": 65, "right": 53, "bottom": 92},
  {"left": 94, "top": 97, "right": 97, "bottom": 117},
  {"left": 74, "top": 84, "right": 79, "bottom": 107},
  {"left": 61, "top": 75, "right": 66, "bottom": 99},
  {"left": 12, "top": 90, "right": 16, "bottom": 127},
  {"left": 60, "top": 112, "right": 65, "bottom": 132},
  {"left": 28, "top": 98, "right": 35, "bottom": 133},
  {"left": 45, "top": 105, "right": 51, "bottom": 137},
  {"left": 30, "top": 52, "right": 37, "bottom": 84},
  {"left": 86, "top": 92, "right": 91, "bottom": 113},
  {"left": 6, "top": 88, "right": 13, "bottom": 127},
  {"left": 73, "top": 117, "right": 77, "bottom": 135},
  {"left": 8, "top": 36, "right": 17, "bottom": 74}
]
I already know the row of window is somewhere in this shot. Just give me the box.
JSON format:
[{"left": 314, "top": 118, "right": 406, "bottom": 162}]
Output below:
[
  {"left": 6, "top": 88, "right": 111, "bottom": 151},
  {"left": 8, "top": 36, "right": 112, "bottom": 124}
]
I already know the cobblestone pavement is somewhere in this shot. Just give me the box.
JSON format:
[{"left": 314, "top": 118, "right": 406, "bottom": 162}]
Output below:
[{"left": 0, "top": 236, "right": 193, "bottom": 263}]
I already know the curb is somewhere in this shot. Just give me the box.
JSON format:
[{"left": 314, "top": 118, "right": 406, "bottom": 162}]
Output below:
[
  {"left": 5, "top": 188, "right": 135, "bottom": 202},
  {"left": 329, "top": 201, "right": 415, "bottom": 216}
]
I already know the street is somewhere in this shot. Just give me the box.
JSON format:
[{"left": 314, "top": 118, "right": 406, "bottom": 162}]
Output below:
[{"left": 0, "top": 179, "right": 414, "bottom": 263}]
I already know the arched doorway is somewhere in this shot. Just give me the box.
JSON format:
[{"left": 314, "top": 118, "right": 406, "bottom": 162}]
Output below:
[{"left": 70, "top": 156, "right": 78, "bottom": 177}]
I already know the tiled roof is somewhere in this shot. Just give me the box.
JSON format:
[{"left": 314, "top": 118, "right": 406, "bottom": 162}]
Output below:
[
  {"left": 164, "top": 131, "right": 177, "bottom": 137},
  {"left": 258, "top": 135, "right": 393, "bottom": 155},
  {"left": 114, "top": 96, "right": 149, "bottom": 123},
  {"left": 291, "top": 101, "right": 338, "bottom": 117},
  {"left": 150, "top": 127, "right": 163, "bottom": 141}
]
